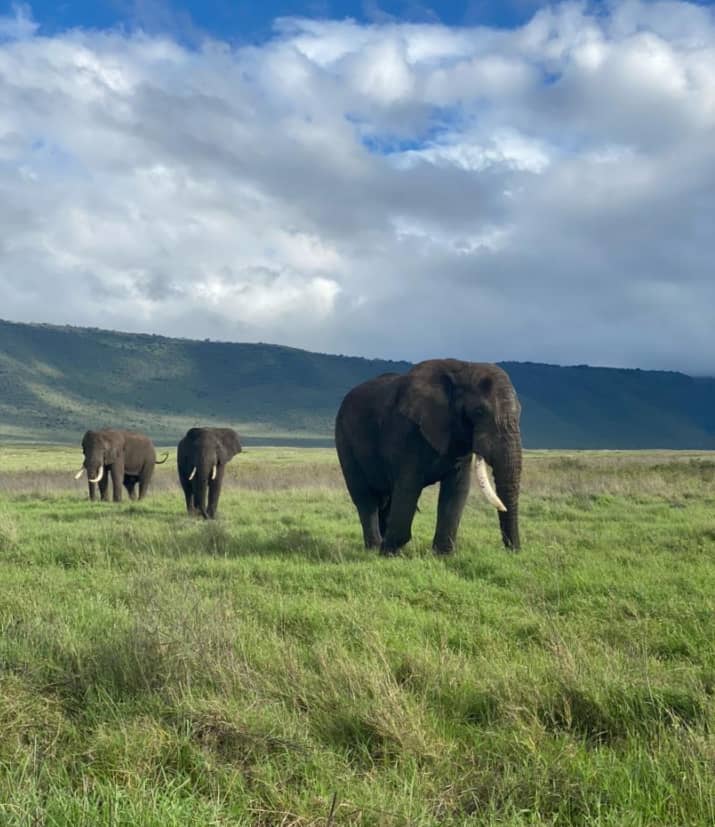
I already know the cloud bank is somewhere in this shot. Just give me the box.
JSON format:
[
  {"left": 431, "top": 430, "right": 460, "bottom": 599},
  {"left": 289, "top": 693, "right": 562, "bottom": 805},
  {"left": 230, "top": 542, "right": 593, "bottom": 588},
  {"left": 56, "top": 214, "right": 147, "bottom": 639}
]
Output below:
[{"left": 0, "top": 1, "right": 713, "bottom": 372}]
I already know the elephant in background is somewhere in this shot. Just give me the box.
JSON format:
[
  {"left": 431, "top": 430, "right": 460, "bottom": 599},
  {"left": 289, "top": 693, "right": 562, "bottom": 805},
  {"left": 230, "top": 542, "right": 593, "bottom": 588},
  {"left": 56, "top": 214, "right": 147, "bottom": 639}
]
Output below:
[
  {"left": 335, "top": 359, "right": 522, "bottom": 555},
  {"left": 177, "top": 427, "right": 242, "bottom": 519},
  {"left": 75, "top": 429, "right": 168, "bottom": 502}
]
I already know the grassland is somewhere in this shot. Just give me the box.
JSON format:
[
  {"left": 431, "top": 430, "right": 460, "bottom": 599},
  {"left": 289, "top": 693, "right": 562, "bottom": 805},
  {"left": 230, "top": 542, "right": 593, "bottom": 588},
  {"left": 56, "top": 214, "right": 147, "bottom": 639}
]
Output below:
[{"left": 0, "top": 447, "right": 713, "bottom": 825}]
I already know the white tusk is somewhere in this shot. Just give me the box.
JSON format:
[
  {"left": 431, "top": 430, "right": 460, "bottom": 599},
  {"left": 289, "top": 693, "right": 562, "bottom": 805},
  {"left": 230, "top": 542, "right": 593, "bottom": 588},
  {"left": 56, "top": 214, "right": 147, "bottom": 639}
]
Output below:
[
  {"left": 88, "top": 465, "right": 104, "bottom": 484},
  {"left": 188, "top": 467, "right": 197, "bottom": 481},
  {"left": 74, "top": 468, "right": 86, "bottom": 480},
  {"left": 211, "top": 464, "right": 217, "bottom": 480},
  {"left": 474, "top": 455, "right": 507, "bottom": 512}
]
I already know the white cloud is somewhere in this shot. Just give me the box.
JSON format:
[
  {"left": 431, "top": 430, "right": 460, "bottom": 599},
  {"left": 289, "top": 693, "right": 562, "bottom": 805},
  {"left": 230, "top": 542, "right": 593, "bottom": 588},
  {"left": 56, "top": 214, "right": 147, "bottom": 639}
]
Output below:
[
  {"left": 0, "top": 2, "right": 714, "bottom": 372},
  {"left": 0, "top": 4, "right": 36, "bottom": 41}
]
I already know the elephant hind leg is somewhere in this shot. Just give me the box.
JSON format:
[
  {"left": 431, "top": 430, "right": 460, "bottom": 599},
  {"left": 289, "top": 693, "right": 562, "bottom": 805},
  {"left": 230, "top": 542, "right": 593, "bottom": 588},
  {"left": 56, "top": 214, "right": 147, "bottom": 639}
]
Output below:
[
  {"left": 380, "top": 478, "right": 421, "bottom": 556},
  {"left": 338, "top": 451, "right": 383, "bottom": 549},
  {"left": 138, "top": 466, "right": 154, "bottom": 500},
  {"left": 357, "top": 498, "right": 382, "bottom": 549}
]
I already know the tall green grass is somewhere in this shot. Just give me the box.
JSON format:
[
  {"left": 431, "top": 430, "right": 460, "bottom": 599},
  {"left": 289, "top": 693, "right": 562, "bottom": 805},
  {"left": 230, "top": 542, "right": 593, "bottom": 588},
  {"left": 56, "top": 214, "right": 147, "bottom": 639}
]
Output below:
[{"left": 0, "top": 448, "right": 713, "bottom": 824}]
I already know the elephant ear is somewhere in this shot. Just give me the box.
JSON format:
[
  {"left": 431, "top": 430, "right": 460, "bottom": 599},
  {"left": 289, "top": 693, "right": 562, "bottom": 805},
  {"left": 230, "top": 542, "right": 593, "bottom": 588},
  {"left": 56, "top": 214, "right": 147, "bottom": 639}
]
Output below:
[
  {"left": 397, "top": 364, "right": 454, "bottom": 455},
  {"left": 217, "top": 430, "right": 242, "bottom": 462},
  {"left": 103, "top": 437, "right": 120, "bottom": 462}
]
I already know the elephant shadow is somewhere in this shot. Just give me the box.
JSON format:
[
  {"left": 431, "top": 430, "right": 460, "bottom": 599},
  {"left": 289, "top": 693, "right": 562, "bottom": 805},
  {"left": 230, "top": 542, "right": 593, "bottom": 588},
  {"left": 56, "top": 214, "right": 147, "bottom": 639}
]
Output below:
[
  {"left": 170, "top": 523, "right": 374, "bottom": 564},
  {"left": 50, "top": 502, "right": 182, "bottom": 525}
]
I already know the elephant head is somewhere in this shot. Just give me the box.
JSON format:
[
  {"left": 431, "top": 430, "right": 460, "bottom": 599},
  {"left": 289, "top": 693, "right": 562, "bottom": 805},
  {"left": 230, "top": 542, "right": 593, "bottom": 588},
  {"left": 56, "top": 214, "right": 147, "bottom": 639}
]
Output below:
[
  {"left": 76, "top": 430, "right": 121, "bottom": 483},
  {"left": 397, "top": 359, "right": 522, "bottom": 549},
  {"left": 183, "top": 427, "right": 242, "bottom": 479}
]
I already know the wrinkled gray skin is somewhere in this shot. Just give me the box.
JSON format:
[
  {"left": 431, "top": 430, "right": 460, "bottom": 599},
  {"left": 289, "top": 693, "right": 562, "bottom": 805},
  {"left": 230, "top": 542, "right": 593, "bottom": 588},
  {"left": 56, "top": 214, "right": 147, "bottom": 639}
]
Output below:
[
  {"left": 177, "top": 427, "right": 242, "bottom": 519},
  {"left": 80, "top": 429, "right": 167, "bottom": 502},
  {"left": 335, "top": 359, "right": 522, "bottom": 555}
]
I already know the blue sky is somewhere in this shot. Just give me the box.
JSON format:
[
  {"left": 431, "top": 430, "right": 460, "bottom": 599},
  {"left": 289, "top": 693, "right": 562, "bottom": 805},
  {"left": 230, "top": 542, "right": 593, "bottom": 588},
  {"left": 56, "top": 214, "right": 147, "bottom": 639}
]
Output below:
[
  {"left": 1, "top": 1, "right": 714, "bottom": 372},
  {"left": 16, "top": 1, "right": 715, "bottom": 42},
  {"left": 17, "top": 1, "right": 547, "bottom": 40}
]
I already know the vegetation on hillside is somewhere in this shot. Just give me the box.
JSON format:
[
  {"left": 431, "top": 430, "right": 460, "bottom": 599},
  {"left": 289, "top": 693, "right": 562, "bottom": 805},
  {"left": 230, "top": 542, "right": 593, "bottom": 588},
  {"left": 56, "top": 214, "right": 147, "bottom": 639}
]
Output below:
[
  {"left": 0, "top": 447, "right": 713, "bottom": 824},
  {"left": 1, "top": 318, "right": 714, "bottom": 447}
]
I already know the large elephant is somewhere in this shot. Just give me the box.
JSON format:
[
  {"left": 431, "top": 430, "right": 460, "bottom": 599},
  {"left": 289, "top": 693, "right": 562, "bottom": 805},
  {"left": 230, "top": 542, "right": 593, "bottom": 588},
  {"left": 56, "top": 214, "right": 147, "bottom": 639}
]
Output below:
[
  {"left": 335, "top": 359, "right": 522, "bottom": 555},
  {"left": 177, "top": 427, "right": 242, "bottom": 519},
  {"left": 75, "top": 429, "right": 168, "bottom": 502}
]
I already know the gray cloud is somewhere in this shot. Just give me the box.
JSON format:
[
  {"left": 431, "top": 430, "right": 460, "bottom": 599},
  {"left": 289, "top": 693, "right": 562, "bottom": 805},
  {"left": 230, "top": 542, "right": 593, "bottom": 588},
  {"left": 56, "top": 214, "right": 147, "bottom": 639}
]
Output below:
[{"left": 0, "top": 1, "right": 713, "bottom": 373}]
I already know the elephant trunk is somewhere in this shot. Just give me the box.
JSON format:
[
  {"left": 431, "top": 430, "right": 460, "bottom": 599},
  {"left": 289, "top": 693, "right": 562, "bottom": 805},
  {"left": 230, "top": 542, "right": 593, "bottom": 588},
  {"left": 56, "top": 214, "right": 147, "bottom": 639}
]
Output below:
[
  {"left": 488, "top": 432, "right": 522, "bottom": 551},
  {"left": 88, "top": 465, "right": 104, "bottom": 484},
  {"left": 192, "top": 463, "right": 212, "bottom": 519}
]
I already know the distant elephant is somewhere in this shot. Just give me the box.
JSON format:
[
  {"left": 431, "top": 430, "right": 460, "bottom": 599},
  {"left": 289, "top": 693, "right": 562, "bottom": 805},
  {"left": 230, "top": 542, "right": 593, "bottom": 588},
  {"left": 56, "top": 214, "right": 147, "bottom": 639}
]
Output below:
[
  {"left": 335, "top": 359, "right": 522, "bottom": 555},
  {"left": 75, "top": 429, "right": 168, "bottom": 502},
  {"left": 177, "top": 427, "right": 242, "bottom": 519}
]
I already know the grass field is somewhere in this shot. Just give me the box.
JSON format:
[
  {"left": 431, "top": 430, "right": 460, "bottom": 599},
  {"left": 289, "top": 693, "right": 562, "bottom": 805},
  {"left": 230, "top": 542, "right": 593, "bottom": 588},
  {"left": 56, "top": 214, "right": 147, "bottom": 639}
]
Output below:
[{"left": 0, "top": 446, "right": 713, "bottom": 825}]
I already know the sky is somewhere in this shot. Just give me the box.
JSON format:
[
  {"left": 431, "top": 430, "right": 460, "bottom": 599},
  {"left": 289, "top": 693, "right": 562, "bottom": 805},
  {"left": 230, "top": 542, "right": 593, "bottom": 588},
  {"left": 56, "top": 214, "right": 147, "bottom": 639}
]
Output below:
[{"left": 0, "top": 1, "right": 714, "bottom": 374}]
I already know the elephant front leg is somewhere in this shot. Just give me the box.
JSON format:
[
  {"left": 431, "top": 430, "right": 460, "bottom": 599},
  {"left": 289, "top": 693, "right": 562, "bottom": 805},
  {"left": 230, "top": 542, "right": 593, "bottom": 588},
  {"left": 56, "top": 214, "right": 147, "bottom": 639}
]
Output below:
[
  {"left": 180, "top": 476, "right": 195, "bottom": 515},
  {"left": 380, "top": 478, "right": 422, "bottom": 556},
  {"left": 207, "top": 465, "right": 225, "bottom": 518},
  {"left": 110, "top": 463, "right": 124, "bottom": 502},
  {"left": 98, "top": 470, "right": 110, "bottom": 502},
  {"left": 433, "top": 462, "right": 471, "bottom": 554}
]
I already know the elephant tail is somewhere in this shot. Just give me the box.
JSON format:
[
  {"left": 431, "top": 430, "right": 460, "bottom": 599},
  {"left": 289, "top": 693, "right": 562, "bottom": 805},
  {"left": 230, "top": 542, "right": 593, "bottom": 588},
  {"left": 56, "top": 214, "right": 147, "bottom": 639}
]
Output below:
[{"left": 156, "top": 452, "right": 170, "bottom": 464}]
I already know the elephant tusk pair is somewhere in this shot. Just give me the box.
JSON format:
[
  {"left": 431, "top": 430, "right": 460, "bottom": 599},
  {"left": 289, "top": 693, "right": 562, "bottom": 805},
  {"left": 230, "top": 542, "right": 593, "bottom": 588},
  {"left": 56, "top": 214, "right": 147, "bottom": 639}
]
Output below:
[
  {"left": 474, "top": 455, "right": 507, "bottom": 512},
  {"left": 88, "top": 466, "right": 104, "bottom": 484},
  {"left": 74, "top": 468, "right": 86, "bottom": 480}
]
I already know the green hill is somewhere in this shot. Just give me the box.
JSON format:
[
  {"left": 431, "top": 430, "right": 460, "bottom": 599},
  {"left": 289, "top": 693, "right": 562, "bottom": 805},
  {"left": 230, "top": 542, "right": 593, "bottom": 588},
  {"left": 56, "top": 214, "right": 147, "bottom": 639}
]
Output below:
[{"left": 0, "top": 319, "right": 713, "bottom": 448}]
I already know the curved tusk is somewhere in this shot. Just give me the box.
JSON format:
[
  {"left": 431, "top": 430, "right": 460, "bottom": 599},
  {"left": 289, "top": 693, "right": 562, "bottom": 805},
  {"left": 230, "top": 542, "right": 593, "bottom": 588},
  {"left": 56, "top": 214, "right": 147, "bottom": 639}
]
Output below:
[
  {"left": 474, "top": 455, "right": 507, "bottom": 512},
  {"left": 88, "top": 465, "right": 104, "bottom": 484},
  {"left": 211, "top": 464, "right": 217, "bottom": 480},
  {"left": 74, "top": 468, "right": 86, "bottom": 480},
  {"left": 188, "top": 467, "right": 197, "bottom": 481}
]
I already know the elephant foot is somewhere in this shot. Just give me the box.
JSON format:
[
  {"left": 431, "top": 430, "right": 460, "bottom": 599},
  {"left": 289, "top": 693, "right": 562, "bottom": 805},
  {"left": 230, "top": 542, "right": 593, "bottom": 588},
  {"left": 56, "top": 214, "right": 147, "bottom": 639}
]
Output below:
[
  {"left": 379, "top": 545, "right": 402, "bottom": 557},
  {"left": 432, "top": 546, "right": 454, "bottom": 556}
]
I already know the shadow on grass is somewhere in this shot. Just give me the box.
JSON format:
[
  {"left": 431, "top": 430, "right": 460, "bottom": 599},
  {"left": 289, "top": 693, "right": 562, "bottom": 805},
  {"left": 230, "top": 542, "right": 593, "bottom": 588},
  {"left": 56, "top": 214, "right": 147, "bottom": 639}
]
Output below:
[
  {"left": 172, "top": 522, "right": 370, "bottom": 565},
  {"left": 539, "top": 682, "right": 706, "bottom": 744},
  {"left": 41, "top": 503, "right": 185, "bottom": 525}
]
